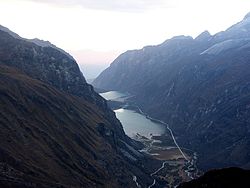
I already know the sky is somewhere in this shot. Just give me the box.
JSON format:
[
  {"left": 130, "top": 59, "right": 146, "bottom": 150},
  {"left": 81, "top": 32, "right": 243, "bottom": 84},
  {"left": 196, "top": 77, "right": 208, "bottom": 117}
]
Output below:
[{"left": 0, "top": 0, "right": 250, "bottom": 78}]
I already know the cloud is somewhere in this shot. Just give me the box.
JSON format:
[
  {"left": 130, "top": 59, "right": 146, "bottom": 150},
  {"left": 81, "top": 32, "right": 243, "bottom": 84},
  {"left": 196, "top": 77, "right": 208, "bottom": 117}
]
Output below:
[{"left": 24, "top": 0, "right": 168, "bottom": 12}]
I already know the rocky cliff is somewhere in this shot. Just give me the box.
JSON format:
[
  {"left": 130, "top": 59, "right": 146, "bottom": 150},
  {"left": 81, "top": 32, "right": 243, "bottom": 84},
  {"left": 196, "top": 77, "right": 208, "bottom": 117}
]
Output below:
[{"left": 0, "top": 28, "right": 153, "bottom": 187}]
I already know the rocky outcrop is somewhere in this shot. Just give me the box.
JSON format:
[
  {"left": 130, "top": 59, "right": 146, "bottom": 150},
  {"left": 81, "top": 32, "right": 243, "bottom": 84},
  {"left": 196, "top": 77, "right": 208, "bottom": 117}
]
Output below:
[{"left": 0, "top": 28, "right": 128, "bottom": 139}]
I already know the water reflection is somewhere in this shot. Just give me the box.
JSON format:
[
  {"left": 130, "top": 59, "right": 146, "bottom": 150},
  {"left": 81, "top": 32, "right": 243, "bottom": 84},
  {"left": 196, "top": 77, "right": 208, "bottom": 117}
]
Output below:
[{"left": 100, "top": 91, "right": 166, "bottom": 138}]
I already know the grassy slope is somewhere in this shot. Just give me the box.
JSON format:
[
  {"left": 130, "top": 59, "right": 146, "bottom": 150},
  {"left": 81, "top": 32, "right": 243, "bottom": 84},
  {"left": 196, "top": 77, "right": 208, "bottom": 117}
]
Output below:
[{"left": 0, "top": 65, "right": 138, "bottom": 187}]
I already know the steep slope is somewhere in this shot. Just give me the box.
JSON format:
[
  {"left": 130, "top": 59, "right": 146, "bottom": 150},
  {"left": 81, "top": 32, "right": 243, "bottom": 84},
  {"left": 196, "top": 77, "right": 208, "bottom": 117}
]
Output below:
[
  {"left": 93, "top": 13, "right": 250, "bottom": 170},
  {"left": 0, "top": 28, "right": 154, "bottom": 187},
  {"left": 0, "top": 29, "right": 87, "bottom": 101},
  {"left": 0, "top": 65, "right": 150, "bottom": 187},
  {"left": 0, "top": 28, "right": 127, "bottom": 140},
  {"left": 178, "top": 167, "right": 250, "bottom": 188},
  {"left": 0, "top": 25, "right": 22, "bottom": 39},
  {"left": 0, "top": 24, "right": 73, "bottom": 59}
]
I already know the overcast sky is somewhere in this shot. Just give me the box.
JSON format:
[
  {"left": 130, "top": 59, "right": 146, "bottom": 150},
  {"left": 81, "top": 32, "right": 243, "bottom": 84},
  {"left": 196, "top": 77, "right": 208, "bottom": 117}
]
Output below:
[{"left": 0, "top": 0, "right": 250, "bottom": 78}]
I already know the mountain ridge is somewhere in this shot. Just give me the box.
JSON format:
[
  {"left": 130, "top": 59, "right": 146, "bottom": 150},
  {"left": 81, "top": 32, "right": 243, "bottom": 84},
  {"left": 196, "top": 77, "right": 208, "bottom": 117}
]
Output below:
[
  {"left": 178, "top": 167, "right": 250, "bottom": 188},
  {"left": 0, "top": 27, "right": 155, "bottom": 187},
  {"left": 93, "top": 12, "right": 250, "bottom": 170},
  {"left": 0, "top": 24, "right": 74, "bottom": 60}
]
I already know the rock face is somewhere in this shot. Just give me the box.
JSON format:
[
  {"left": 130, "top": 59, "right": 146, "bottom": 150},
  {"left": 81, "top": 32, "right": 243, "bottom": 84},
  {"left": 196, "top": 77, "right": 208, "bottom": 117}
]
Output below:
[
  {"left": 93, "top": 13, "right": 250, "bottom": 170},
  {"left": 0, "top": 24, "right": 73, "bottom": 59},
  {"left": 178, "top": 167, "right": 250, "bottom": 188},
  {"left": 0, "top": 29, "right": 152, "bottom": 187},
  {"left": 0, "top": 30, "right": 93, "bottom": 104}
]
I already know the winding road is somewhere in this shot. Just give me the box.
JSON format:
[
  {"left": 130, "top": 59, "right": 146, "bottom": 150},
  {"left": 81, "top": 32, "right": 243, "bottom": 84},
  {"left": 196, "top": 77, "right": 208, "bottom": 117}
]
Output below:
[
  {"left": 136, "top": 106, "right": 188, "bottom": 160},
  {"left": 102, "top": 91, "right": 196, "bottom": 187},
  {"left": 134, "top": 106, "right": 192, "bottom": 188},
  {"left": 133, "top": 175, "right": 141, "bottom": 188}
]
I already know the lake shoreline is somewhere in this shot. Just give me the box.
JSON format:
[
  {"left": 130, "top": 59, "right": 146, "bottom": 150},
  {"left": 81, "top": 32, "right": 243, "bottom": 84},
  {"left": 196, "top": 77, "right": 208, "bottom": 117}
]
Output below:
[{"left": 100, "top": 91, "right": 200, "bottom": 187}]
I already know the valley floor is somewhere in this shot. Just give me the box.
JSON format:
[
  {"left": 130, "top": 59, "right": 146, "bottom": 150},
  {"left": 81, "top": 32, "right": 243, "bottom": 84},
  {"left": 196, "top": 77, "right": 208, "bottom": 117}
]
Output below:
[{"left": 101, "top": 91, "right": 201, "bottom": 188}]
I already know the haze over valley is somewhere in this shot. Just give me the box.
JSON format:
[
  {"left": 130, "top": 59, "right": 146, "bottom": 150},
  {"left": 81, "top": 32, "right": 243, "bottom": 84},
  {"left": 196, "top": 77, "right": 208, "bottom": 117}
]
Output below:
[
  {"left": 2, "top": 0, "right": 250, "bottom": 79},
  {"left": 1, "top": 1, "right": 250, "bottom": 188}
]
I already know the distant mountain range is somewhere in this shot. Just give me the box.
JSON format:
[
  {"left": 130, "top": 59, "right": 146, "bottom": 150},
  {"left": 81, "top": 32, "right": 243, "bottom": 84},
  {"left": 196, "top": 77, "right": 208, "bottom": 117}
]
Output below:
[
  {"left": 0, "top": 27, "right": 154, "bottom": 187},
  {"left": 94, "top": 12, "right": 250, "bottom": 170}
]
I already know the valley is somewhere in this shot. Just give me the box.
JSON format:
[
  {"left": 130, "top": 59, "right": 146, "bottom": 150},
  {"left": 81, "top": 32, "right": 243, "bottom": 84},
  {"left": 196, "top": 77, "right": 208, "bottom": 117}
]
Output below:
[
  {"left": 0, "top": 29, "right": 156, "bottom": 188},
  {"left": 94, "top": 13, "right": 250, "bottom": 171},
  {"left": 1, "top": 5, "right": 250, "bottom": 187},
  {"left": 100, "top": 91, "right": 199, "bottom": 187}
]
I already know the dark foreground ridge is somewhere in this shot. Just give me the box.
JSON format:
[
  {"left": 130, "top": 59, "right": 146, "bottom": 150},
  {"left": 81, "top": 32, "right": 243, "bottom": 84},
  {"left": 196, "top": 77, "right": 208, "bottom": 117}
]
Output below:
[
  {"left": 0, "top": 27, "right": 154, "bottom": 187},
  {"left": 178, "top": 167, "right": 250, "bottom": 188}
]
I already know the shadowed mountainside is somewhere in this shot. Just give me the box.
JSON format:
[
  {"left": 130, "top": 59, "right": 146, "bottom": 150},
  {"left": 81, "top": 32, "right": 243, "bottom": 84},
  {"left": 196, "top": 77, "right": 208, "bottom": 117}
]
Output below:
[
  {"left": 178, "top": 167, "right": 250, "bottom": 188},
  {"left": 93, "top": 13, "right": 250, "bottom": 170},
  {"left": 0, "top": 28, "right": 154, "bottom": 187}
]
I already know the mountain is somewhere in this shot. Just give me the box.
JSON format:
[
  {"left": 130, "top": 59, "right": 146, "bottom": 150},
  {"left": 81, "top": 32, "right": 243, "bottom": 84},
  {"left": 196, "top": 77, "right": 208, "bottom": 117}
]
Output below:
[
  {"left": 0, "top": 28, "right": 154, "bottom": 187},
  {"left": 178, "top": 167, "right": 250, "bottom": 188},
  {"left": 93, "top": 13, "right": 250, "bottom": 170},
  {"left": 28, "top": 38, "right": 74, "bottom": 60},
  {"left": 0, "top": 25, "right": 73, "bottom": 60},
  {"left": 0, "top": 25, "right": 22, "bottom": 39}
]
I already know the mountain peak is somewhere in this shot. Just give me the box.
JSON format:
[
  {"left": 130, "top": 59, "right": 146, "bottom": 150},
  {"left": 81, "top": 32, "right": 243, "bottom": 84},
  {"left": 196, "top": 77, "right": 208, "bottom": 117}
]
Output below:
[
  {"left": 0, "top": 25, "right": 74, "bottom": 60},
  {"left": 244, "top": 12, "right": 250, "bottom": 20},
  {"left": 29, "top": 38, "right": 53, "bottom": 47},
  {"left": 171, "top": 35, "right": 193, "bottom": 40},
  {"left": 0, "top": 24, "right": 21, "bottom": 39},
  {"left": 195, "top": 30, "right": 211, "bottom": 41}
]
